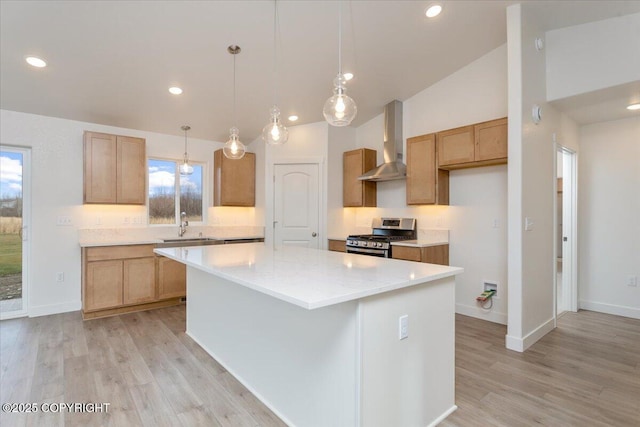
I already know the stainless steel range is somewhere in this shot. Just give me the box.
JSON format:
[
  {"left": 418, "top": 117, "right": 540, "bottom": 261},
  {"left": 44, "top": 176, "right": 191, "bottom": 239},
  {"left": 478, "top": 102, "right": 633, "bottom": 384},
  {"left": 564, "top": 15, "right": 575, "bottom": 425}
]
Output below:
[{"left": 346, "top": 218, "right": 417, "bottom": 258}]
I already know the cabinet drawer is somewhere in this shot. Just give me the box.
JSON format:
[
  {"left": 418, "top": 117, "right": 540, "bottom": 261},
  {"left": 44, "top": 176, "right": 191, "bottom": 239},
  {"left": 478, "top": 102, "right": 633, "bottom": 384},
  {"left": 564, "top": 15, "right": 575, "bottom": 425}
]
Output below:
[{"left": 85, "top": 244, "right": 156, "bottom": 262}]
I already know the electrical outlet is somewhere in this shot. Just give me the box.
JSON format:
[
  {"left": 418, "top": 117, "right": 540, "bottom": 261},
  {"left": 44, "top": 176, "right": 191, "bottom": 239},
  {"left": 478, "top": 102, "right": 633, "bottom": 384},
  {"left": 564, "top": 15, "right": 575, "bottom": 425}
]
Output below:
[
  {"left": 493, "top": 219, "right": 500, "bottom": 229},
  {"left": 95, "top": 216, "right": 102, "bottom": 225},
  {"left": 56, "top": 272, "right": 64, "bottom": 282},
  {"left": 399, "top": 315, "right": 408, "bottom": 340},
  {"left": 123, "top": 217, "right": 130, "bottom": 224},
  {"left": 628, "top": 276, "right": 638, "bottom": 287},
  {"left": 56, "top": 216, "right": 72, "bottom": 226}
]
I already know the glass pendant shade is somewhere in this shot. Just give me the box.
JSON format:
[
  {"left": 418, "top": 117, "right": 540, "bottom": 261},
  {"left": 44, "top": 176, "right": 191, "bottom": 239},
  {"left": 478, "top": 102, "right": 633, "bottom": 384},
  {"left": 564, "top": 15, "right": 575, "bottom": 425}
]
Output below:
[
  {"left": 223, "top": 127, "right": 246, "bottom": 159},
  {"left": 262, "top": 106, "right": 289, "bottom": 145},
  {"left": 323, "top": 74, "right": 357, "bottom": 126},
  {"left": 179, "top": 157, "right": 193, "bottom": 176},
  {"left": 179, "top": 125, "right": 193, "bottom": 175}
]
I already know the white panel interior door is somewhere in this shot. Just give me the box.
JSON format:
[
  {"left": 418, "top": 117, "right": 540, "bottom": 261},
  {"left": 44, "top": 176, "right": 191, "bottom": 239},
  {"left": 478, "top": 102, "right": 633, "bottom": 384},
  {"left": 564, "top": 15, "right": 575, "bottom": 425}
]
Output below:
[{"left": 274, "top": 163, "right": 320, "bottom": 248}]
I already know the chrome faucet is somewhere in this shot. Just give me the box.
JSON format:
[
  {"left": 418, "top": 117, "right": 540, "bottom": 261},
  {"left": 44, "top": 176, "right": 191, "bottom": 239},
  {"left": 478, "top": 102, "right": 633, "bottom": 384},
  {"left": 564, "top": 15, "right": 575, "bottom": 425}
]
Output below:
[{"left": 179, "top": 211, "right": 188, "bottom": 237}]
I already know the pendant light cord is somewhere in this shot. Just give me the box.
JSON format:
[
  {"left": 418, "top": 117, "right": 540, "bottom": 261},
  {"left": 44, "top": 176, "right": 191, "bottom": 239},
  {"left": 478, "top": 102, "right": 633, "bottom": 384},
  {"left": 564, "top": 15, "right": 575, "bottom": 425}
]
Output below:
[
  {"left": 233, "top": 51, "right": 237, "bottom": 126},
  {"left": 338, "top": 0, "right": 342, "bottom": 75},
  {"left": 272, "top": 0, "right": 278, "bottom": 105}
]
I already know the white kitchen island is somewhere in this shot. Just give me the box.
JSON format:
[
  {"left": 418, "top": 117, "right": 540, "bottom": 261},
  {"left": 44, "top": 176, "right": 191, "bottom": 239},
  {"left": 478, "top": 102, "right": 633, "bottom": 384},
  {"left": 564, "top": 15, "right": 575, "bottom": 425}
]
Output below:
[{"left": 154, "top": 243, "right": 463, "bottom": 427}]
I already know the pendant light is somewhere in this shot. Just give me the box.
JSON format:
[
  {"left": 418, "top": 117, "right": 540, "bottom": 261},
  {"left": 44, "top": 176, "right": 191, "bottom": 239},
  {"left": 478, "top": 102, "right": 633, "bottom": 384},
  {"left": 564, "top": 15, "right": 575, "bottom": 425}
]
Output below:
[
  {"left": 323, "top": 0, "right": 357, "bottom": 127},
  {"left": 262, "top": 0, "right": 288, "bottom": 145},
  {"left": 179, "top": 125, "right": 194, "bottom": 176},
  {"left": 223, "top": 45, "right": 246, "bottom": 159}
]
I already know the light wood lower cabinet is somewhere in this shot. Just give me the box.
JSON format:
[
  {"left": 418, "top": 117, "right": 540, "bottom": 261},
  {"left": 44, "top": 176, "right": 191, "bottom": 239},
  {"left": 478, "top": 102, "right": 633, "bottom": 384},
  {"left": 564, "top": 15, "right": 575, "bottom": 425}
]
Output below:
[
  {"left": 391, "top": 245, "right": 449, "bottom": 266},
  {"left": 85, "top": 259, "right": 123, "bottom": 311},
  {"left": 82, "top": 244, "right": 185, "bottom": 319},
  {"left": 157, "top": 256, "right": 187, "bottom": 299},
  {"left": 123, "top": 257, "right": 156, "bottom": 305},
  {"left": 328, "top": 239, "right": 346, "bottom": 252}
]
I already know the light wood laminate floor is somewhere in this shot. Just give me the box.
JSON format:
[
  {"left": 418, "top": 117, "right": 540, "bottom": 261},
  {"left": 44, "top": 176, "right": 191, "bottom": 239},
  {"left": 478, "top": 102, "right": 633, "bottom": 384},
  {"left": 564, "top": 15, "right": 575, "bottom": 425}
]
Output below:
[{"left": 1, "top": 306, "right": 638, "bottom": 426}]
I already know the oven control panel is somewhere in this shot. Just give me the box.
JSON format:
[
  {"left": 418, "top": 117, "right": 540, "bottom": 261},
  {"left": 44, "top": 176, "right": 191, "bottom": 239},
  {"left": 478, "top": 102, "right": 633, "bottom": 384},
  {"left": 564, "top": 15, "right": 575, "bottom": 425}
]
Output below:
[{"left": 346, "top": 239, "right": 390, "bottom": 249}]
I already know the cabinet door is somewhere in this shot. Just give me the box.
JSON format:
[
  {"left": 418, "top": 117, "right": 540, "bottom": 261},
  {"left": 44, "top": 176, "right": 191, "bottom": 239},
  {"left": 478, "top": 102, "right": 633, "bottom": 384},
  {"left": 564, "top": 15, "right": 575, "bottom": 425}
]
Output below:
[
  {"left": 328, "top": 239, "right": 346, "bottom": 252},
  {"left": 85, "top": 260, "right": 123, "bottom": 311},
  {"left": 123, "top": 257, "right": 156, "bottom": 305},
  {"left": 406, "top": 134, "right": 436, "bottom": 204},
  {"left": 391, "top": 246, "right": 422, "bottom": 262},
  {"left": 214, "top": 150, "right": 256, "bottom": 206},
  {"left": 343, "top": 148, "right": 377, "bottom": 207},
  {"left": 84, "top": 132, "right": 117, "bottom": 203},
  {"left": 117, "top": 136, "right": 146, "bottom": 204},
  {"left": 437, "top": 125, "right": 475, "bottom": 167},
  {"left": 422, "top": 245, "right": 449, "bottom": 266},
  {"left": 157, "top": 256, "right": 186, "bottom": 299},
  {"left": 474, "top": 118, "right": 508, "bottom": 162}
]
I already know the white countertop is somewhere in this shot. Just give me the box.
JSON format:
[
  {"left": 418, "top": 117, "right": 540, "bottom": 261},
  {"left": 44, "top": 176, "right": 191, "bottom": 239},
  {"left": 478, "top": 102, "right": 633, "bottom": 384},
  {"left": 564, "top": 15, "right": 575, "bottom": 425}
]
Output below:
[
  {"left": 154, "top": 243, "right": 463, "bottom": 310},
  {"left": 391, "top": 240, "right": 449, "bottom": 248}
]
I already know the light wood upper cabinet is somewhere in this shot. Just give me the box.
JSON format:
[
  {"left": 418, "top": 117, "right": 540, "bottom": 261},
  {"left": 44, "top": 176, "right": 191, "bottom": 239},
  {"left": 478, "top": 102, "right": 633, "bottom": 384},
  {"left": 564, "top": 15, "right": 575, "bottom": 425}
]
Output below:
[
  {"left": 406, "top": 134, "right": 449, "bottom": 205},
  {"left": 84, "top": 132, "right": 117, "bottom": 203},
  {"left": 343, "top": 148, "right": 377, "bottom": 207},
  {"left": 117, "top": 136, "right": 147, "bottom": 204},
  {"left": 84, "top": 131, "right": 146, "bottom": 204},
  {"left": 437, "top": 125, "right": 475, "bottom": 167},
  {"left": 437, "top": 118, "right": 508, "bottom": 170},
  {"left": 475, "top": 118, "right": 508, "bottom": 162},
  {"left": 214, "top": 149, "right": 256, "bottom": 207},
  {"left": 157, "top": 256, "right": 187, "bottom": 299}
]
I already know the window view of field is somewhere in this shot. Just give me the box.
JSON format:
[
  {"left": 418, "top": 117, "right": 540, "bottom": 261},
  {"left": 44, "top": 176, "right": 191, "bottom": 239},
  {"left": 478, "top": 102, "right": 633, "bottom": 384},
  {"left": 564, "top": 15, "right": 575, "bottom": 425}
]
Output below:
[
  {"left": 148, "top": 159, "right": 203, "bottom": 224},
  {"left": 1, "top": 150, "right": 23, "bottom": 307}
]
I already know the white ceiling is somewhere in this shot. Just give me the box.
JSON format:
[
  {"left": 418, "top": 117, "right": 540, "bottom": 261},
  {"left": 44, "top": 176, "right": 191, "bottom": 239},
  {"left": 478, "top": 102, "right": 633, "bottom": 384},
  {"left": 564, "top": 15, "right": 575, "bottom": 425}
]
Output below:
[{"left": 1, "top": 1, "right": 639, "bottom": 142}]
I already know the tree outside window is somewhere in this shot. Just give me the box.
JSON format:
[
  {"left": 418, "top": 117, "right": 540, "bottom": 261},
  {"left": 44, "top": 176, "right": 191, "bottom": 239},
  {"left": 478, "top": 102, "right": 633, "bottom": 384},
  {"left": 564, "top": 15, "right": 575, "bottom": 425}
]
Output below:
[{"left": 148, "top": 159, "right": 203, "bottom": 224}]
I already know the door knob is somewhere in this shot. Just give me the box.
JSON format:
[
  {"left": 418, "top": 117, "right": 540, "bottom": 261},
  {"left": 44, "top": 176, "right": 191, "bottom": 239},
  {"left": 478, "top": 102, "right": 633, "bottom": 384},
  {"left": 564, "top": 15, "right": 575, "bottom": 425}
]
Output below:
[{"left": 312, "top": 232, "right": 317, "bottom": 237}]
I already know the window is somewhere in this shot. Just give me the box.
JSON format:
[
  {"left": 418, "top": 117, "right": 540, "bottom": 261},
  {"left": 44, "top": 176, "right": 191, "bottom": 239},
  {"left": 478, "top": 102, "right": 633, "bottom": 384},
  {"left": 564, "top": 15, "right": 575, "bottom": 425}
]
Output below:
[{"left": 148, "top": 159, "right": 203, "bottom": 224}]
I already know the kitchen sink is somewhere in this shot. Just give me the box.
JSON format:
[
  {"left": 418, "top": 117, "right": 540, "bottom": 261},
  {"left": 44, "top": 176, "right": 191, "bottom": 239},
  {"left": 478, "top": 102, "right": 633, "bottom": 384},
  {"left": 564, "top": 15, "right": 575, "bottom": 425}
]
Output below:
[{"left": 156, "top": 237, "right": 223, "bottom": 248}]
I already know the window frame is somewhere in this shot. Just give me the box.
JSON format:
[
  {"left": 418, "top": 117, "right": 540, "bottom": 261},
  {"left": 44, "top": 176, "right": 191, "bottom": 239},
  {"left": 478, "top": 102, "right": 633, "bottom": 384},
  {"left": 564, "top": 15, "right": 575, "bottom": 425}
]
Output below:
[{"left": 147, "top": 157, "right": 207, "bottom": 226}]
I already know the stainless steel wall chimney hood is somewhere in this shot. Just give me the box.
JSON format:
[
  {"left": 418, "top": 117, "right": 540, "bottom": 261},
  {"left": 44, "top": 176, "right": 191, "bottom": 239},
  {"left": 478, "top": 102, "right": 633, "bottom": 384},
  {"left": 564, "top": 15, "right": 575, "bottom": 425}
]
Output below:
[{"left": 358, "top": 100, "right": 406, "bottom": 181}]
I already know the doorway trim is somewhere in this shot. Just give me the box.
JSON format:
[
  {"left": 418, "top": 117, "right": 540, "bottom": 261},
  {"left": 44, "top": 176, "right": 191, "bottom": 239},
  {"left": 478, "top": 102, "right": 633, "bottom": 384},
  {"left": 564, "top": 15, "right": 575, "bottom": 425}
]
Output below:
[
  {"left": 0, "top": 145, "right": 31, "bottom": 320},
  {"left": 553, "top": 143, "right": 578, "bottom": 326},
  {"left": 265, "top": 157, "right": 325, "bottom": 249}
]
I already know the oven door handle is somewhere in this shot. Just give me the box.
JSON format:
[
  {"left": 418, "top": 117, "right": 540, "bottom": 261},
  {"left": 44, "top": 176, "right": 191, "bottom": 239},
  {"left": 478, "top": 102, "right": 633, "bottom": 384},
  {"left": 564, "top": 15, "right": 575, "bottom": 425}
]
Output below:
[{"left": 346, "top": 247, "right": 388, "bottom": 257}]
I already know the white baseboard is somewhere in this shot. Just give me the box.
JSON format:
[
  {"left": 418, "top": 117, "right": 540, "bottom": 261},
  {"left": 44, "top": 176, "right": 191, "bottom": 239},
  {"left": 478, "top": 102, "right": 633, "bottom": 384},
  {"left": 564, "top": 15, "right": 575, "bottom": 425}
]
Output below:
[
  {"left": 29, "top": 301, "right": 81, "bottom": 317},
  {"left": 579, "top": 300, "right": 640, "bottom": 320},
  {"left": 505, "top": 317, "right": 555, "bottom": 353},
  {"left": 427, "top": 405, "right": 458, "bottom": 427},
  {"left": 456, "top": 303, "right": 507, "bottom": 325}
]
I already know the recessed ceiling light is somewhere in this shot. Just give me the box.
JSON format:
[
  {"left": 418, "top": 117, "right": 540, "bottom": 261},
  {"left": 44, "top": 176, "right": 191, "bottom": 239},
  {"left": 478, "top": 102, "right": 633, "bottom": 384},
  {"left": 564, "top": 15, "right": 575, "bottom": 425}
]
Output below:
[
  {"left": 25, "top": 56, "right": 46, "bottom": 68},
  {"left": 343, "top": 73, "right": 354, "bottom": 81},
  {"left": 168, "top": 86, "right": 183, "bottom": 95},
  {"left": 627, "top": 103, "right": 640, "bottom": 111},
  {"left": 425, "top": 4, "right": 442, "bottom": 18},
  {"left": 288, "top": 115, "right": 299, "bottom": 122}
]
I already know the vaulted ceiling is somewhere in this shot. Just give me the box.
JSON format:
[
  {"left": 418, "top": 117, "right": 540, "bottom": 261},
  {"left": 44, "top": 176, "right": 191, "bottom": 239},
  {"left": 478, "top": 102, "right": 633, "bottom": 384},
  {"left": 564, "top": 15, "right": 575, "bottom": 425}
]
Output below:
[{"left": 1, "top": 1, "right": 638, "bottom": 142}]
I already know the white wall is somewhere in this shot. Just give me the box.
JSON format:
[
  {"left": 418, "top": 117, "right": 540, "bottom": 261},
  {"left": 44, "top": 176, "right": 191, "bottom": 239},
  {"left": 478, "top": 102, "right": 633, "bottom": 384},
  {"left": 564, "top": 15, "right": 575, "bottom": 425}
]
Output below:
[
  {"left": 353, "top": 44, "right": 510, "bottom": 324},
  {"left": 264, "top": 121, "right": 330, "bottom": 247},
  {"left": 578, "top": 117, "right": 640, "bottom": 319},
  {"left": 0, "top": 109, "right": 260, "bottom": 317},
  {"left": 506, "top": 4, "right": 571, "bottom": 351},
  {"left": 546, "top": 13, "right": 640, "bottom": 101}
]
